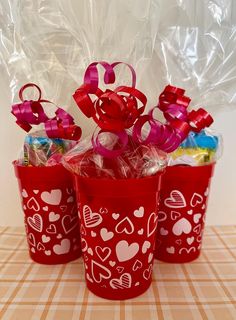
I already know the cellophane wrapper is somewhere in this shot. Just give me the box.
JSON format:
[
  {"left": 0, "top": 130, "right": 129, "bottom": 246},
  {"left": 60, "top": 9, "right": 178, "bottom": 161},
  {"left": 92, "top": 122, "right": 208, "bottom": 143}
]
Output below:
[
  {"left": 62, "top": 132, "right": 168, "bottom": 179},
  {"left": 18, "top": 130, "right": 77, "bottom": 167},
  {"left": 1, "top": 0, "right": 236, "bottom": 115}
]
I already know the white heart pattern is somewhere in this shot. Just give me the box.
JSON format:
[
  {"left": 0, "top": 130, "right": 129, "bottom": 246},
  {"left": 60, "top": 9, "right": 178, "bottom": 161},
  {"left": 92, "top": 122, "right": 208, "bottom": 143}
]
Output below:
[
  {"left": 41, "top": 189, "right": 62, "bottom": 205},
  {"left": 27, "top": 214, "right": 43, "bottom": 232},
  {"left": 62, "top": 215, "right": 78, "bottom": 234},
  {"left": 160, "top": 227, "right": 168, "bottom": 236},
  {"left": 116, "top": 240, "right": 139, "bottom": 262},
  {"left": 112, "top": 213, "right": 120, "bottom": 220},
  {"left": 110, "top": 273, "right": 132, "bottom": 289},
  {"left": 132, "top": 260, "right": 143, "bottom": 271},
  {"left": 100, "top": 228, "right": 114, "bottom": 241},
  {"left": 187, "top": 237, "right": 194, "bottom": 245},
  {"left": 53, "top": 239, "right": 70, "bottom": 255},
  {"left": 164, "top": 190, "right": 186, "bottom": 208},
  {"left": 193, "top": 214, "right": 202, "bottom": 224},
  {"left": 148, "top": 253, "right": 153, "bottom": 263},
  {"left": 83, "top": 205, "right": 102, "bottom": 228},
  {"left": 22, "top": 189, "right": 28, "bottom": 198},
  {"left": 115, "top": 217, "right": 134, "bottom": 235},
  {"left": 158, "top": 211, "right": 167, "bottom": 222},
  {"left": 134, "top": 206, "right": 144, "bottom": 218},
  {"left": 49, "top": 212, "right": 60, "bottom": 222},
  {"left": 166, "top": 246, "right": 175, "bottom": 254},
  {"left": 190, "top": 193, "right": 203, "bottom": 207},
  {"left": 172, "top": 218, "right": 192, "bottom": 236},
  {"left": 147, "top": 212, "right": 158, "bottom": 237},
  {"left": 143, "top": 265, "right": 152, "bottom": 280},
  {"left": 42, "top": 235, "right": 50, "bottom": 243},
  {"left": 91, "top": 260, "right": 111, "bottom": 283},
  {"left": 142, "top": 241, "right": 151, "bottom": 254},
  {"left": 27, "top": 197, "right": 40, "bottom": 212},
  {"left": 28, "top": 233, "right": 36, "bottom": 247},
  {"left": 171, "top": 211, "right": 181, "bottom": 221},
  {"left": 95, "top": 246, "right": 111, "bottom": 262}
]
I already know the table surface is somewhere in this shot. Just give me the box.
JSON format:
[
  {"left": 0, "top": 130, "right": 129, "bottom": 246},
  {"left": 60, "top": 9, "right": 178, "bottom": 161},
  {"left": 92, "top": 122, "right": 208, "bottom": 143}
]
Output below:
[{"left": 0, "top": 226, "right": 236, "bottom": 320}]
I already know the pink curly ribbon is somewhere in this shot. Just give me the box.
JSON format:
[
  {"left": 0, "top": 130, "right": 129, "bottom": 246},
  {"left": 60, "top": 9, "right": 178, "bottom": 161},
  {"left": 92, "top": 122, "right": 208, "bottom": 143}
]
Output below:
[
  {"left": 133, "top": 85, "right": 213, "bottom": 152},
  {"left": 12, "top": 83, "right": 81, "bottom": 141}
]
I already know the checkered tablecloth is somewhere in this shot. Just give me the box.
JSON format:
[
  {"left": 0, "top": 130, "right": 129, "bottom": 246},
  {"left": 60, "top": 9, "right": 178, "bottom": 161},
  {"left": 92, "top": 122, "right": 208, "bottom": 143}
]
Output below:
[{"left": 0, "top": 226, "right": 235, "bottom": 320}]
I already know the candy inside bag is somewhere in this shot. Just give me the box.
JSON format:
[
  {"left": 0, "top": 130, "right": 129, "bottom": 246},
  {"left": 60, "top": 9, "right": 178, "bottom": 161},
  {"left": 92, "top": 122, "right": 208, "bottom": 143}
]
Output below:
[
  {"left": 19, "top": 130, "right": 77, "bottom": 167},
  {"left": 169, "top": 129, "right": 222, "bottom": 166},
  {"left": 62, "top": 132, "right": 168, "bottom": 179}
]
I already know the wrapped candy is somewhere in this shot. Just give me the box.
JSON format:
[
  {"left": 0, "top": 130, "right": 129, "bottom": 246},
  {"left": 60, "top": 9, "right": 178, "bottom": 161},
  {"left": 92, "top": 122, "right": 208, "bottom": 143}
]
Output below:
[
  {"left": 168, "top": 129, "right": 222, "bottom": 166},
  {"left": 11, "top": 83, "right": 81, "bottom": 166}
]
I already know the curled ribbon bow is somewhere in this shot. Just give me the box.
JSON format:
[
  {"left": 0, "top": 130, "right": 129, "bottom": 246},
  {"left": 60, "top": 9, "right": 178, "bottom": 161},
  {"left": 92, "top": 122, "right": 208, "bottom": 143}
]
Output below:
[
  {"left": 133, "top": 85, "right": 213, "bottom": 152},
  {"left": 73, "top": 62, "right": 146, "bottom": 157},
  {"left": 73, "top": 62, "right": 214, "bottom": 156},
  {"left": 11, "top": 83, "right": 81, "bottom": 141}
]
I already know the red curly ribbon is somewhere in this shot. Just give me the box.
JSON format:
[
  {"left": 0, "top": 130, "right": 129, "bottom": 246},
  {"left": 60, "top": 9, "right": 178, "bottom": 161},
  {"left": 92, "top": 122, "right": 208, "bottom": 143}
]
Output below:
[
  {"left": 73, "top": 62, "right": 214, "bottom": 156},
  {"left": 12, "top": 83, "right": 81, "bottom": 141}
]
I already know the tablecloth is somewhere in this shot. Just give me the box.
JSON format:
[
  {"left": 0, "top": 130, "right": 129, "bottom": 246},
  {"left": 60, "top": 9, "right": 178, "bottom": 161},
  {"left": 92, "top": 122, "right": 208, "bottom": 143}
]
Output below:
[{"left": 0, "top": 226, "right": 235, "bottom": 320}]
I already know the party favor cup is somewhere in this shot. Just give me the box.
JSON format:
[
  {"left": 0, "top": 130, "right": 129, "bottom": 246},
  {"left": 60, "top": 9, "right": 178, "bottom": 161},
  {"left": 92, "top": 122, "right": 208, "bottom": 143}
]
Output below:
[
  {"left": 155, "top": 164, "right": 215, "bottom": 263},
  {"left": 73, "top": 174, "right": 163, "bottom": 300},
  {"left": 13, "top": 161, "right": 81, "bottom": 264}
]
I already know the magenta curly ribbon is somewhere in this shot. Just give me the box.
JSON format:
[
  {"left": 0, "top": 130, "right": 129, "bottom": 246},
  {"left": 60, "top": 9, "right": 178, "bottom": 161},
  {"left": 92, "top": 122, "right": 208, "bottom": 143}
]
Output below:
[
  {"left": 133, "top": 85, "right": 214, "bottom": 152},
  {"left": 11, "top": 83, "right": 81, "bottom": 141}
]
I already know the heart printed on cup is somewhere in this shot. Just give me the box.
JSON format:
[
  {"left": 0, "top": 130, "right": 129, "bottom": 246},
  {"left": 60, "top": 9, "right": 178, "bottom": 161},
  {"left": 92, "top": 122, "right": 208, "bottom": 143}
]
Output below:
[
  {"left": 115, "top": 217, "right": 134, "bottom": 235},
  {"left": 21, "top": 184, "right": 81, "bottom": 264},
  {"left": 27, "top": 197, "right": 40, "bottom": 212},
  {"left": 41, "top": 189, "right": 62, "bottom": 206},
  {"left": 95, "top": 246, "right": 111, "bottom": 262},
  {"left": 91, "top": 260, "right": 111, "bottom": 283},
  {"left": 49, "top": 212, "right": 60, "bottom": 222},
  {"left": 53, "top": 239, "right": 71, "bottom": 255},
  {"left": 172, "top": 218, "right": 192, "bottom": 236},
  {"left": 133, "top": 206, "right": 144, "bottom": 218},
  {"left": 83, "top": 205, "right": 103, "bottom": 228},
  {"left": 76, "top": 199, "right": 159, "bottom": 298},
  {"left": 116, "top": 240, "right": 139, "bottom": 262},
  {"left": 190, "top": 193, "right": 203, "bottom": 207},
  {"left": 164, "top": 190, "right": 186, "bottom": 208},
  {"left": 100, "top": 228, "right": 114, "bottom": 241},
  {"left": 27, "top": 214, "right": 43, "bottom": 233},
  {"left": 156, "top": 164, "right": 213, "bottom": 263},
  {"left": 110, "top": 273, "right": 132, "bottom": 289}
]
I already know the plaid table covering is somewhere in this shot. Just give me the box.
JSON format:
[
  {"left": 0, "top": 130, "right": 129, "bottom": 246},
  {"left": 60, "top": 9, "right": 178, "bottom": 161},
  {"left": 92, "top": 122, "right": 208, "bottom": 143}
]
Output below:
[{"left": 0, "top": 226, "right": 235, "bottom": 320}]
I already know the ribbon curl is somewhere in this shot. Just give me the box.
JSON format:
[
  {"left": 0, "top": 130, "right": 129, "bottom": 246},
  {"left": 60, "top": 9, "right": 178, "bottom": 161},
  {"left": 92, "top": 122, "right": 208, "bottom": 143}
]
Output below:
[
  {"left": 12, "top": 83, "right": 81, "bottom": 141},
  {"left": 73, "top": 62, "right": 214, "bottom": 156},
  {"left": 73, "top": 62, "right": 146, "bottom": 157},
  {"left": 133, "top": 85, "right": 213, "bottom": 152}
]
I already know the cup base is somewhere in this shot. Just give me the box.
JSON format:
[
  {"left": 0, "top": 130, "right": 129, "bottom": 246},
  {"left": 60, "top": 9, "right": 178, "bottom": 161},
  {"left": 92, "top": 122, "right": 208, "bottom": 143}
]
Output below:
[{"left": 86, "top": 278, "right": 152, "bottom": 300}]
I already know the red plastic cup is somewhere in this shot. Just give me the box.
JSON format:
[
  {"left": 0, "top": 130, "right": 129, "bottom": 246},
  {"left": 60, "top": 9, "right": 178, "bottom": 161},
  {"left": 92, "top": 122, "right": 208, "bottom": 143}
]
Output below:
[
  {"left": 13, "top": 161, "right": 81, "bottom": 264},
  {"left": 73, "top": 173, "right": 163, "bottom": 300},
  {"left": 155, "top": 164, "right": 215, "bottom": 263}
]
